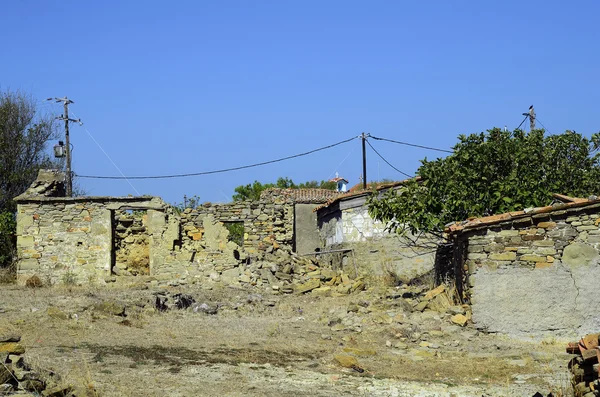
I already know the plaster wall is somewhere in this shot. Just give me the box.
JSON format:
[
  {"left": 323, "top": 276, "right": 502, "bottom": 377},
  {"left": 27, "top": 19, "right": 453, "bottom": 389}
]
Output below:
[{"left": 459, "top": 206, "right": 600, "bottom": 337}]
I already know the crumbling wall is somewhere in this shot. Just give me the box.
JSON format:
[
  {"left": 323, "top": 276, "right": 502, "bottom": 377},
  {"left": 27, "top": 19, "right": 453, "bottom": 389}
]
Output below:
[
  {"left": 15, "top": 196, "right": 165, "bottom": 285},
  {"left": 460, "top": 206, "right": 600, "bottom": 337},
  {"left": 16, "top": 170, "right": 366, "bottom": 294},
  {"left": 113, "top": 210, "right": 150, "bottom": 276}
]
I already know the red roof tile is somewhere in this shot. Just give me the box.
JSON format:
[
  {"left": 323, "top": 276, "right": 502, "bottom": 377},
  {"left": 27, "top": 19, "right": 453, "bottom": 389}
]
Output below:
[
  {"left": 260, "top": 188, "right": 341, "bottom": 204},
  {"left": 446, "top": 194, "right": 600, "bottom": 234}
]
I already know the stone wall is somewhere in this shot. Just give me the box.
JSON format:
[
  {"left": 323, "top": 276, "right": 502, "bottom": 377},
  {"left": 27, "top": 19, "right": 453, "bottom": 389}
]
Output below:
[
  {"left": 15, "top": 196, "right": 165, "bottom": 285},
  {"left": 14, "top": 170, "right": 369, "bottom": 295},
  {"left": 455, "top": 203, "right": 600, "bottom": 337}
]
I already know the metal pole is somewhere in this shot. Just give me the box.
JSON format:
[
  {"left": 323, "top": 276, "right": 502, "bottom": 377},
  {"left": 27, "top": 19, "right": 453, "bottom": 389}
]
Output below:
[
  {"left": 362, "top": 132, "right": 367, "bottom": 190},
  {"left": 529, "top": 105, "right": 536, "bottom": 131},
  {"left": 64, "top": 98, "right": 72, "bottom": 197}
]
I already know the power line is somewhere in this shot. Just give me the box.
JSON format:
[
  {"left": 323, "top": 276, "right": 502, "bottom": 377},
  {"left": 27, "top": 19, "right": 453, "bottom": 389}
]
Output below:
[
  {"left": 366, "top": 139, "right": 412, "bottom": 178},
  {"left": 516, "top": 114, "right": 529, "bottom": 130},
  {"left": 369, "top": 135, "right": 453, "bottom": 154},
  {"left": 76, "top": 136, "right": 358, "bottom": 180},
  {"left": 69, "top": 110, "right": 141, "bottom": 195},
  {"left": 536, "top": 117, "right": 548, "bottom": 131}
]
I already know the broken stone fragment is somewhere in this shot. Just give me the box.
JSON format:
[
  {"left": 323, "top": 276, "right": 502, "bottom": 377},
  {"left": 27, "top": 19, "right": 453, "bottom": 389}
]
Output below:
[
  {"left": 334, "top": 354, "right": 359, "bottom": 368},
  {"left": 450, "top": 314, "right": 469, "bottom": 327},
  {"left": 295, "top": 278, "right": 320, "bottom": 294},
  {"left": 0, "top": 342, "right": 26, "bottom": 354}
]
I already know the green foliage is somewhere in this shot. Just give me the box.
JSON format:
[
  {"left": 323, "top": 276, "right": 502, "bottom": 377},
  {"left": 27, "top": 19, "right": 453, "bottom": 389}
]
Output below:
[
  {"left": 232, "top": 177, "right": 337, "bottom": 201},
  {"left": 0, "top": 90, "right": 57, "bottom": 270},
  {"left": 224, "top": 222, "right": 244, "bottom": 246},
  {"left": 368, "top": 128, "right": 600, "bottom": 235},
  {"left": 0, "top": 212, "right": 16, "bottom": 268}
]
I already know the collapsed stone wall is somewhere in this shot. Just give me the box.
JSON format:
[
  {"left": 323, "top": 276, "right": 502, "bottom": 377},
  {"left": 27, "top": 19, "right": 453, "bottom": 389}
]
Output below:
[
  {"left": 14, "top": 170, "right": 367, "bottom": 295},
  {"left": 459, "top": 205, "right": 600, "bottom": 337}
]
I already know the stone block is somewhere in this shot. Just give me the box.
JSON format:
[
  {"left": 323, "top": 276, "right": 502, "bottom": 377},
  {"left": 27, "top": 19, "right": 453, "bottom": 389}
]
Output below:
[
  {"left": 489, "top": 252, "right": 516, "bottom": 261},
  {"left": 17, "top": 236, "right": 34, "bottom": 247},
  {"left": 498, "top": 230, "right": 519, "bottom": 237},
  {"left": 520, "top": 254, "right": 547, "bottom": 263},
  {"left": 537, "top": 222, "right": 556, "bottom": 229},
  {"left": 563, "top": 242, "right": 599, "bottom": 268},
  {"left": 532, "top": 240, "right": 554, "bottom": 247}
]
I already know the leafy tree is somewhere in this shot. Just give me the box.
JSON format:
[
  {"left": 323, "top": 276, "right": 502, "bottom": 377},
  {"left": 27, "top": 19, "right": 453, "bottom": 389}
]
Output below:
[
  {"left": 368, "top": 128, "right": 600, "bottom": 236},
  {"left": 232, "top": 177, "right": 338, "bottom": 201},
  {"left": 0, "top": 90, "right": 57, "bottom": 268}
]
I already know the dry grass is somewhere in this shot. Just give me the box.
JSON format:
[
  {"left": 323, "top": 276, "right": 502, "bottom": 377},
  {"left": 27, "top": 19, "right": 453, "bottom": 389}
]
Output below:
[{"left": 0, "top": 283, "right": 569, "bottom": 396}]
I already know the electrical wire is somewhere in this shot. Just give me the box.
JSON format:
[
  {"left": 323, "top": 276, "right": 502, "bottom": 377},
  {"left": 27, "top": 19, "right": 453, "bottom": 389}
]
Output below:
[
  {"left": 369, "top": 135, "right": 453, "bottom": 154},
  {"left": 536, "top": 117, "right": 548, "bottom": 132},
  {"left": 327, "top": 146, "right": 355, "bottom": 180},
  {"left": 516, "top": 114, "right": 529, "bottom": 130},
  {"left": 69, "top": 110, "right": 141, "bottom": 195},
  {"left": 76, "top": 136, "right": 358, "bottom": 180},
  {"left": 365, "top": 139, "right": 413, "bottom": 178}
]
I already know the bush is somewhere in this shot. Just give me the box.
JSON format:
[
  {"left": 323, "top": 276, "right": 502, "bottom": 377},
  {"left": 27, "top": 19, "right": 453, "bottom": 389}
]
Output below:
[{"left": 0, "top": 211, "right": 16, "bottom": 268}]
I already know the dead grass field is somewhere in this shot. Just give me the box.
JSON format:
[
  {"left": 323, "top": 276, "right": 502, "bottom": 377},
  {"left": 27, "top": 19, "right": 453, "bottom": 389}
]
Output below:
[{"left": 0, "top": 282, "right": 573, "bottom": 396}]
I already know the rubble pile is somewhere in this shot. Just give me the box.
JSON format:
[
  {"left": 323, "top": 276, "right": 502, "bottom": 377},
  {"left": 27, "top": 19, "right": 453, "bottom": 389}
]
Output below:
[
  {"left": 1, "top": 333, "right": 73, "bottom": 396},
  {"left": 567, "top": 333, "right": 600, "bottom": 396}
]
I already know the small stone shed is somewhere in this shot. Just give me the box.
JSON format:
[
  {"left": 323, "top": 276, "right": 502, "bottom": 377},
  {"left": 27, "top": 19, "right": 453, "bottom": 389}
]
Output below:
[
  {"left": 13, "top": 170, "right": 341, "bottom": 286},
  {"left": 315, "top": 179, "right": 438, "bottom": 283},
  {"left": 445, "top": 193, "right": 600, "bottom": 337}
]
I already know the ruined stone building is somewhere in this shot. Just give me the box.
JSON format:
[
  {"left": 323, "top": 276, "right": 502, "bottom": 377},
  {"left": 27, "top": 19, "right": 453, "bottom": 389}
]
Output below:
[
  {"left": 14, "top": 170, "right": 341, "bottom": 287},
  {"left": 315, "top": 179, "right": 437, "bottom": 284},
  {"left": 444, "top": 193, "right": 600, "bottom": 337}
]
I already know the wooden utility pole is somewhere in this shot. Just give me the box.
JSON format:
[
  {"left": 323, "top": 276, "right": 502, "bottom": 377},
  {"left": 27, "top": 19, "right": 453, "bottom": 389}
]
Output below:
[
  {"left": 361, "top": 132, "right": 368, "bottom": 190},
  {"left": 50, "top": 97, "right": 81, "bottom": 197},
  {"left": 528, "top": 105, "right": 536, "bottom": 131}
]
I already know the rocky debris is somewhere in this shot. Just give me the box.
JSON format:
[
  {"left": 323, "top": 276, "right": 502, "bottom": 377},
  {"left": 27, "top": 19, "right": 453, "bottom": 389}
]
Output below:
[
  {"left": 0, "top": 335, "right": 73, "bottom": 396},
  {"left": 154, "top": 292, "right": 196, "bottom": 312},
  {"left": 566, "top": 333, "right": 600, "bottom": 396},
  {"left": 25, "top": 275, "right": 43, "bottom": 288},
  {"left": 333, "top": 354, "right": 364, "bottom": 373}
]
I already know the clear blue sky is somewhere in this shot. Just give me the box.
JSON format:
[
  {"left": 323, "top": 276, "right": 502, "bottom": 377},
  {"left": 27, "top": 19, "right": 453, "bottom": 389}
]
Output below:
[{"left": 3, "top": 1, "right": 599, "bottom": 204}]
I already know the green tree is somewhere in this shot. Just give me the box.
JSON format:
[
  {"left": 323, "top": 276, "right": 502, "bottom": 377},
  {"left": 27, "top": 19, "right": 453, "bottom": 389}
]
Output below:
[
  {"left": 0, "top": 90, "right": 57, "bottom": 269},
  {"left": 232, "top": 177, "right": 337, "bottom": 201},
  {"left": 368, "top": 128, "right": 600, "bottom": 236}
]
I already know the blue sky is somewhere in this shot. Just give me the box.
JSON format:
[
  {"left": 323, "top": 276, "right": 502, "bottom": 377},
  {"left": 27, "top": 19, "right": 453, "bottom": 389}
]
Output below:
[{"left": 3, "top": 1, "right": 599, "bottom": 204}]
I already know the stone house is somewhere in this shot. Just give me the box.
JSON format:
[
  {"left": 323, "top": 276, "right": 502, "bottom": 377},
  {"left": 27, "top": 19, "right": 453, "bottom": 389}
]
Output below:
[
  {"left": 13, "top": 170, "right": 340, "bottom": 286},
  {"left": 314, "top": 178, "right": 437, "bottom": 283},
  {"left": 444, "top": 193, "right": 600, "bottom": 337}
]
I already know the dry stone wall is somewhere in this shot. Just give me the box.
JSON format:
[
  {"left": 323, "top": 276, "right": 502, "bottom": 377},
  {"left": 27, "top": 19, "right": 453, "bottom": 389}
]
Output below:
[
  {"left": 14, "top": 170, "right": 367, "bottom": 296},
  {"left": 15, "top": 196, "right": 165, "bottom": 285}
]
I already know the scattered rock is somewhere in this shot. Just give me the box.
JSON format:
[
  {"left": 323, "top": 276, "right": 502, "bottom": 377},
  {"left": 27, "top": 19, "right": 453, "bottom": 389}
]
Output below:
[
  {"left": 450, "top": 314, "right": 469, "bottom": 327},
  {"left": 93, "top": 300, "right": 126, "bottom": 316},
  {"left": 25, "top": 275, "right": 43, "bottom": 288},
  {"left": 446, "top": 305, "right": 466, "bottom": 315},
  {"left": 295, "top": 278, "right": 320, "bottom": 294},
  {"left": 0, "top": 343, "right": 26, "bottom": 354},
  {"left": 423, "top": 285, "right": 445, "bottom": 301},
  {"left": 334, "top": 354, "right": 364, "bottom": 372}
]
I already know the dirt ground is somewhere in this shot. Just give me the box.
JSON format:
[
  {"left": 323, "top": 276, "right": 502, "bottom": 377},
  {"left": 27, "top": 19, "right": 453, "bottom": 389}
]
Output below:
[{"left": 0, "top": 281, "right": 573, "bottom": 397}]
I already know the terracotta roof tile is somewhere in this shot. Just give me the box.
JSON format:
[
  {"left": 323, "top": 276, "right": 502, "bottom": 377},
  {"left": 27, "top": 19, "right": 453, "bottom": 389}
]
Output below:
[
  {"left": 446, "top": 194, "right": 600, "bottom": 234},
  {"left": 259, "top": 188, "right": 341, "bottom": 204}
]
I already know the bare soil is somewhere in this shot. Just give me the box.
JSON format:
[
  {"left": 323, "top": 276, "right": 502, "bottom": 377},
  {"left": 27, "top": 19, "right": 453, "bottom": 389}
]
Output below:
[{"left": 0, "top": 282, "right": 572, "bottom": 396}]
